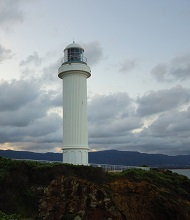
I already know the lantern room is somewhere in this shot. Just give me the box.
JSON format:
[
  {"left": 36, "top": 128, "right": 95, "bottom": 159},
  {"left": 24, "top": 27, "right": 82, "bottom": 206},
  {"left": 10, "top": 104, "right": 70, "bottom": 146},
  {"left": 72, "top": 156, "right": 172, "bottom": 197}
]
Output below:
[{"left": 63, "top": 42, "right": 87, "bottom": 63}]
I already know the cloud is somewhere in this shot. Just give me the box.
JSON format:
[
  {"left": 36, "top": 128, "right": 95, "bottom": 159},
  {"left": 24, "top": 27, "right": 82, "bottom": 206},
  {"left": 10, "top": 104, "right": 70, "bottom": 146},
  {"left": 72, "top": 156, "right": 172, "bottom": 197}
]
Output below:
[
  {"left": 0, "top": 0, "right": 24, "bottom": 29},
  {"left": 0, "top": 43, "right": 13, "bottom": 62},
  {"left": 119, "top": 59, "right": 138, "bottom": 73},
  {"left": 151, "top": 54, "right": 190, "bottom": 82},
  {"left": 170, "top": 55, "right": 190, "bottom": 80},
  {"left": 0, "top": 77, "right": 190, "bottom": 155},
  {"left": 151, "top": 63, "right": 168, "bottom": 82},
  {"left": 81, "top": 41, "right": 103, "bottom": 66},
  {"left": 0, "top": 114, "right": 62, "bottom": 143},
  {"left": 87, "top": 88, "right": 190, "bottom": 155},
  {"left": 0, "top": 80, "right": 39, "bottom": 111},
  {"left": 137, "top": 107, "right": 190, "bottom": 155},
  {"left": 18, "top": 50, "right": 61, "bottom": 90},
  {"left": 88, "top": 93, "right": 133, "bottom": 123},
  {"left": 19, "top": 52, "right": 42, "bottom": 66},
  {"left": 41, "top": 59, "right": 61, "bottom": 85},
  {"left": 143, "top": 108, "right": 190, "bottom": 138},
  {"left": 0, "top": 79, "right": 62, "bottom": 151},
  {"left": 136, "top": 86, "right": 190, "bottom": 116},
  {"left": 88, "top": 92, "right": 142, "bottom": 138}
]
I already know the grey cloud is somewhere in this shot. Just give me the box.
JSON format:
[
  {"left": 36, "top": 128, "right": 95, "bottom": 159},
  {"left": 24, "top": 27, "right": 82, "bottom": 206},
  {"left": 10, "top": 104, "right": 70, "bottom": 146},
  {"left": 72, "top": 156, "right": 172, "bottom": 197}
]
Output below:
[
  {"left": 19, "top": 51, "right": 61, "bottom": 90},
  {"left": 0, "top": 43, "right": 13, "bottom": 62},
  {"left": 0, "top": 79, "right": 62, "bottom": 149},
  {"left": 19, "top": 52, "right": 42, "bottom": 66},
  {"left": 88, "top": 93, "right": 142, "bottom": 139},
  {"left": 170, "top": 55, "right": 190, "bottom": 80},
  {"left": 1, "top": 77, "right": 190, "bottom": 155},
  {"left": 23, "top": 113, "right": 62, "bottom": 139},
  {"left": 151, "top": 63, "right": 168, "bottom": 82},
  {"left": 0, "top": 92, "right": 53, "bottom": 127},
  {"left": 88, "top": 89, "right": 190, "bottom": 155},
  {"left": 0, "top": 113, "right": 62, "bottom": 144},
  {"left": 111, "top": 117, "right": 142, "bottom": 133},
  {"left": 88, "top": 93, "right": 133, "bottom": 122},
  {"left": 0, "top": 0, "right": 23, "bottom": 28},
  {"left": 46, "top": 90, "right": 62, "bottom": 107},
  {"left": 119, "top": 59, "right": 138, "bottom": 73},
  {"left": 41, "top": 59, "right": 61, "bottom": 84},
  {"left": 137, "top": 86, "right": 190, "bottom": 116},
  {"left": 134, "top": 108, "right": 190, "bottom": 155},
  {"left": 81, "top": 41, "right": 103, "bottom": 66},
  {"left": 151, "top": 54, "right": 190, "bottom": 82},
  {"left": 0, "top": 80, "right": 39, "bottom": 111},
  {"left": 143, "top": 108, "right": 190, "bottom": 138}
]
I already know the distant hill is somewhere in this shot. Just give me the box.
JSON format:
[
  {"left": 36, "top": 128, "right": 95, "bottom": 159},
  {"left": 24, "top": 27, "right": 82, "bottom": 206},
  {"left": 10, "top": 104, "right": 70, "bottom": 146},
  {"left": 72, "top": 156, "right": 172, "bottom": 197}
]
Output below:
[
  {"left": 0, "top": 149, "right": 62, "bottom": 162},
  {"left": 0, "top": 149, "right": 190, "bottom": 168},
  {"left": 89, "top": 150, "right": 190, "bottom": 168}
]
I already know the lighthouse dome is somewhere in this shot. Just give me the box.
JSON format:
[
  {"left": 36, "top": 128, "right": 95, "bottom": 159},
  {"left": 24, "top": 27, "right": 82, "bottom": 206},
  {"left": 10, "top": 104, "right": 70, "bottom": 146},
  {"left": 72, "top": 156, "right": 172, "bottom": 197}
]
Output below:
[{"left": 64, "top": 42, "right": 84, "bottom": 51}]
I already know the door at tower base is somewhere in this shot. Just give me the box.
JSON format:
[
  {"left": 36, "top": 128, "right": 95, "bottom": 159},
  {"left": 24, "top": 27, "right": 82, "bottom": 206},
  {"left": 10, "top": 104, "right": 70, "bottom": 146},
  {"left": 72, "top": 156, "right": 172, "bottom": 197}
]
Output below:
[{"left": 63, "top": 149, "right": 88, "bottom": 165}]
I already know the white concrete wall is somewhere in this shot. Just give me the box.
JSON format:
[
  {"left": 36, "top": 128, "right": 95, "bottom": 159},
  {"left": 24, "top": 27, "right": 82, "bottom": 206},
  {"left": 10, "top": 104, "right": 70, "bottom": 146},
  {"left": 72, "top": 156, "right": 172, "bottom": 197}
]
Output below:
[{"left": 62, "top": 72, "right": 89, "bottom": 148}]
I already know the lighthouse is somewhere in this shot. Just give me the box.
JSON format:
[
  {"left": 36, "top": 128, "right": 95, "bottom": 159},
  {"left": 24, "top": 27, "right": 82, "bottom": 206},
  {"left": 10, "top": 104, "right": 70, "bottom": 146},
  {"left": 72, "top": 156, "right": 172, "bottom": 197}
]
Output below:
[{"left": 58, "top": 42, "right": 91, "bottom": 165}]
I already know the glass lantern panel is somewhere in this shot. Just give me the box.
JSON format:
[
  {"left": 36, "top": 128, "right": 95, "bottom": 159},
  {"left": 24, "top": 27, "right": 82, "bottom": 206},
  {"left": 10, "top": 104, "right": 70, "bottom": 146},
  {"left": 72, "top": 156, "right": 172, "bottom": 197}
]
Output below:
[{"left": 68, "top": 48, "right": 83, "bottom": 62}]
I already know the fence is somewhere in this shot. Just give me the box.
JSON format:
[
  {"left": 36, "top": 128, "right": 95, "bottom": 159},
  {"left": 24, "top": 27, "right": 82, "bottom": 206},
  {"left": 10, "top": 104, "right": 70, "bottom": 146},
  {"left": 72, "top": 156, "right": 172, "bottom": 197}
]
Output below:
[{"left": 89, "top": 163, "right": 150, "bottom": 172}]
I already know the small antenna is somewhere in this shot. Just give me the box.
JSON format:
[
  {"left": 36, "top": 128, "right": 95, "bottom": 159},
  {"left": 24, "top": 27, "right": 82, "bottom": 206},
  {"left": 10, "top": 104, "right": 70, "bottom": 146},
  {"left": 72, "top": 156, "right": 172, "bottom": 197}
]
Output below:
[{"left": 73, "top": 38, "right": 75, "bottom": 43}]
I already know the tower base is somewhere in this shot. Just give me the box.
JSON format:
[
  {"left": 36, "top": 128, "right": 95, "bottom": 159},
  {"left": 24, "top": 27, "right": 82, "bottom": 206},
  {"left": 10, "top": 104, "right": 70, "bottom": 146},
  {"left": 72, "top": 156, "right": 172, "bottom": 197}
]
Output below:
[{"left": 62, "top": 148, "right": 88, "bottom": 165}]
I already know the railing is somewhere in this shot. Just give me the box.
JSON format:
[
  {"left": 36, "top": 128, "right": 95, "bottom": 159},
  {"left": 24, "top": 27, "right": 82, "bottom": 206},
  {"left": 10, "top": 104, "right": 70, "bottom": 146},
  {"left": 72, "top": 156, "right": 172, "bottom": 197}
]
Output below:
[
  {"left": 89, "top": 163, "right": 150, "bottom": 172},
  {"left": 61, "top": 55, "right": 87, "bottom": 64}
]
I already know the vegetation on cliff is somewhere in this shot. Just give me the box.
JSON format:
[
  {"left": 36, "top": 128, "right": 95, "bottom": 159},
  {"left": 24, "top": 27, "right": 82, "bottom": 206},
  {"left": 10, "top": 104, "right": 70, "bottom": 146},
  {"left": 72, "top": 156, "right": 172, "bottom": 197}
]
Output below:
[{"left": 0, "top": 156, "right": 190, "bottom": 220}]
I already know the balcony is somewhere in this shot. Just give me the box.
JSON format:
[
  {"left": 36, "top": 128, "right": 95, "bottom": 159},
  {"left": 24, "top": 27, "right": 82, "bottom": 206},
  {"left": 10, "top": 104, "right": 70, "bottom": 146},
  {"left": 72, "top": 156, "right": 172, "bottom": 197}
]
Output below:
[{"left": 61, "top": 54, "right": 87, "bottom": 65}]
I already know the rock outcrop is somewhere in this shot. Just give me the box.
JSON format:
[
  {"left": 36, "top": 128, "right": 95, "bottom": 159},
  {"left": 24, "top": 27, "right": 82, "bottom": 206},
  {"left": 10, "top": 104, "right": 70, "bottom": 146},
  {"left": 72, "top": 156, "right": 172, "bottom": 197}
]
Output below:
[
  {"left": 38, "top": 174, "right": 190, "bottom": 220},
  {"left": 39, "top": 176, "right": 124, "bottom": 220},
  {"left": 110, "top": 178, "right": 190, "bottom": 220}
]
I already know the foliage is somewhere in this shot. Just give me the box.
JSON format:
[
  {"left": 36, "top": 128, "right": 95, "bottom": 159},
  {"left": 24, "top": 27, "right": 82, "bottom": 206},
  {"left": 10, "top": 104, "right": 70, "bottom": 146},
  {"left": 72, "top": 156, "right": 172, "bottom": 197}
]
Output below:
[
  {"left": 0, "top": 156, "right": 105, "bottom": 219},
  {"left": 108, "top": 168, "right": 190, "bottom": 197},
  {"left": 0, "top": 211, "right": 32, "bottom": 220},
  {"left": 0, "top": 156, "right": 190, "bottom": 219}
]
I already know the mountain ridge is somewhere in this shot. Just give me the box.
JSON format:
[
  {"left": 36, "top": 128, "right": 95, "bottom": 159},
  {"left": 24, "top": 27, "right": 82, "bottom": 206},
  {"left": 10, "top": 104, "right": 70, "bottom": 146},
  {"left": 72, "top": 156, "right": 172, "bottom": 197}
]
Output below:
[{"left": 0, "top": 149, "right": 190, "bottom": 168}]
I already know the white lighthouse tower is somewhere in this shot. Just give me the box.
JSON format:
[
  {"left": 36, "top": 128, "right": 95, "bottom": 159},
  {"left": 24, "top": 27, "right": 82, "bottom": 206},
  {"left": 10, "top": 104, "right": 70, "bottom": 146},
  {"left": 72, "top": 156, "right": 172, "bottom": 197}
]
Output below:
[{"left": 58, "top": 42, "right": 91, "bottom": 165}]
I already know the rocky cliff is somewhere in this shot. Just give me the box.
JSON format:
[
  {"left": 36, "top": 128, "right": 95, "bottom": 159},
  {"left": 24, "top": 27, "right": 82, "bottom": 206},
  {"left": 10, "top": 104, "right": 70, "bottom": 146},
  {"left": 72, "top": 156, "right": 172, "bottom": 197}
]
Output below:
[
  {"left": 38, "top": 174, "right": 190, "bottom": 220},
  {"left": 0, "top": 156, "right": 190, "bottom": 220}
]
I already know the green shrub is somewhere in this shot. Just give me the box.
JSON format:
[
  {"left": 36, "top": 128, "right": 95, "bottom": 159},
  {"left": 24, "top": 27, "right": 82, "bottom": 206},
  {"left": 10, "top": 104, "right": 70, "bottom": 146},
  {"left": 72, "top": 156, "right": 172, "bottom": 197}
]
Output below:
[{"left": 0, "top": 211, "right": 32, "bottom": 220}]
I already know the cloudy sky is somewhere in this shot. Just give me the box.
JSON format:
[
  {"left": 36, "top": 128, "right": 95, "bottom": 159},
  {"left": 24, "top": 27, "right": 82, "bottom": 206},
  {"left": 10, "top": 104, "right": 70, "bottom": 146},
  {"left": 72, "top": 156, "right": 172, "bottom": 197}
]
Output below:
[{"left": 0, "top": 0, "right": 190, "bottom": 155}]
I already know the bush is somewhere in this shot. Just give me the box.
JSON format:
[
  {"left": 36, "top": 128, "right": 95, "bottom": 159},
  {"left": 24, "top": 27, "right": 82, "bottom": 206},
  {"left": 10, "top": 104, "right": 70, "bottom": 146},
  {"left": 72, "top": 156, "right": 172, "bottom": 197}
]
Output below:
[{"left": 0, "top": 211, "right": 32, "bottom": 220}]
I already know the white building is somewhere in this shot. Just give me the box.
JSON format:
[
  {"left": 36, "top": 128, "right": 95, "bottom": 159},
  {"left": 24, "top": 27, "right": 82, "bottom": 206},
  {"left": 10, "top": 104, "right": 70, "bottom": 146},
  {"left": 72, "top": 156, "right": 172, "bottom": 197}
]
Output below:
[{"left": 58, "top": 42, "right": 91, "bottom": 165}]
